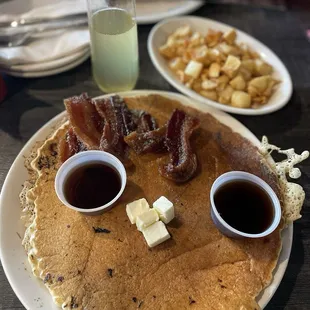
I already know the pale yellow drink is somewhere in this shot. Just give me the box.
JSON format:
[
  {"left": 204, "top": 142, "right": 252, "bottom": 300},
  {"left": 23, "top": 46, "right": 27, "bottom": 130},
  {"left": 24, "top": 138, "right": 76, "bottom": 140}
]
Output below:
[{"left": 90, "top": 9, "right": 139, "bottom": 93}]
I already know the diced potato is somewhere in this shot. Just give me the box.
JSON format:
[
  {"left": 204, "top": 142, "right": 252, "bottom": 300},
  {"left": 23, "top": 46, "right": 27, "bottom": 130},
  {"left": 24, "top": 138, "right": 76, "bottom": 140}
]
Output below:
[
  {"left": 159, "top": 44, "right": 176, "bottom": 59},
  {"left": 192, "top": 78, "right": 203, "bottom": 92},
  {"left": 200, "top": 90, "right": 218, "bottom": 101},
  {"left": 200, "top": 69, "right": 209, "bottom": 81},
  {"left": 216, "top": 75, "right": 230, "bottom": 91},
  {"left": 176, "top": 46, "right": 186, "bottom": 57},
  {"left": 239, "top": 67, "right": 252, "bottom": 81},
  {"left": 241, "top": 59, "right": 255, "bottom": 73},
  {"left": 208, "top": 48, "right": 222, "bottom": 62},
  {"left": 185, "top": 78, "right": 194, "bottom": 88},
  {"left": 169, "top": 57, "right": 186, "bottom": 72},
  {"left": 184, "top": 60, "right": 203, "bottom": 79},
  {"left": 231, "top": 91, "right": 252, "bottom": 108},
  {"left": 201, "top": 79, "right": 218, "bottom": 90},
  {"left": 218, "top": 85, "right": 234, "bottom": 104},
  {"left": 174, "top": 25, "right": 192, "bottom": 37},
  {"left": 205, "top": 29, "right": 223, "bottom": 47},
  {"left": 209, "top": 63, "right": 221, "bottom": 78},
  {"left": 223, "top": 29, "right": 237, "bottom": 44},
  {"left": 229, "top": 75, "right": 246, "bottom": 90},
  {"left": 248, "top": 75, "right": 271, "bottom": 96},
  {"left": 254, "top": 59, "right": 273, "bottom": 76},
  {"left": 166, "top": 35, "right": 176, "bottom": 47},
  {"left": 181, "top": 50, "right": 191, "bottom": 64},
  {"left": 192, "top": 45, "right": 209, "bottom": 64},
  {"left": 221, "top": 55, "right": 241, "bottom": 78},
  {"left": 189, "top": 32, "right": 202, "bottom": 47},
  {"left": 263, "top": 78, "right": 278, "bottom": 97},
  {"left": 253, "top": 95, "right": 267, "bottom": 105},
  {"left": 176, "top": 70, "right": 191, "bottom": 83},
  {"left": 217, "top": 42, "right": 233, "bottom": 55}
]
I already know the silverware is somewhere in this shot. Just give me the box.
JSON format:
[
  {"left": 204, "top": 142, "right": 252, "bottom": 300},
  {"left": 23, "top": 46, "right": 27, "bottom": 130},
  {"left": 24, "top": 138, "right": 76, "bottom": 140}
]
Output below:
[
  {"left": 0, "top": 13, "right": 87, "bottom": 28},
  {"left": 0, "top": 16, "right": 88, "bottom": 47}
]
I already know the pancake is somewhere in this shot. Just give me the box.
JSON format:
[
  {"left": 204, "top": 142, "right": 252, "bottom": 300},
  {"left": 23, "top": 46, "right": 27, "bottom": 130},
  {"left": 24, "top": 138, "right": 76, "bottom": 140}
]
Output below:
[{"left": 21, "top": 95, "right": 283, "bottom": 310}]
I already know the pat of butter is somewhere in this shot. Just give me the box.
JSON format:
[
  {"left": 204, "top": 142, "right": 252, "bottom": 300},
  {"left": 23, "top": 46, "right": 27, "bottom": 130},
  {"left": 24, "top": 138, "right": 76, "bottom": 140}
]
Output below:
[
  {"left": 153, "top": 196, "right": 174, "bottom": 224},
  {"left": 126, "top": 198, "right": 150, "bottom": 224},
  {"left": 136, "top": 209, "right": 159, "bottom": 231},
  {"left": 142, "top": 221, "right": 170, "bottom": 248}
]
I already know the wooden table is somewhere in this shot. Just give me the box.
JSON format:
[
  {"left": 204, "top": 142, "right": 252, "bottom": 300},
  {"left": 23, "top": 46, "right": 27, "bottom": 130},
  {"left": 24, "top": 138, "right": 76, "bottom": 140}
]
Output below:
[{"left": 1, "top": 2, "right": 310, "bottom": 309}]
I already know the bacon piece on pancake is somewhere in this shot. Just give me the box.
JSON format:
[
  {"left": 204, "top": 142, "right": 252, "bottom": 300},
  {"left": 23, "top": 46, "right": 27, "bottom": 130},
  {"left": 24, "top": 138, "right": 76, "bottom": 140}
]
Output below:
[
  {"left": 159, "top": 109, "right": 199, "bottom": 182},
  {"left": 64, "top": 93, "right": 104, "bottom": 148},
  {"left": 59, "top": 128, "right": 87, "bottom": 163},
  {"left": 125, "top": 126, "right": 167, "bottom": 154},
  {"left": 94, "top": 95, "right": 136, "bottom": 159},
  {"left": 136, "top": 111, "right": 158, "bottom": 133}
]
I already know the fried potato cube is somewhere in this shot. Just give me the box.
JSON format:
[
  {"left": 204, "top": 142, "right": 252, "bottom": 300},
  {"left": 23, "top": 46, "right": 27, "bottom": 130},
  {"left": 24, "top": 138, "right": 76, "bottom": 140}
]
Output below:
[
  {"left": 217, "top": 42, "right": 233, "bottom": 55},
  {"left": 209, "top": 62, "right": 221, "bottom": 78},
  {"left": 239, "top": 67, "right": 252, "bottom": 81},
  {"left": 192, "top": 45, "right": 209, "bottom": 64},
  {"left": 254, "top": 59, "right": 273, "bottom": 76},
  {"left": 192, "top": 78, "right": 203, "bottom": 92},
  {"left": 184, "top": 60, "right": 203, "bottom": 79},
  {"left": 241, "top": 59, "right": 255, "bottom": 73},
  {"left": 208, "top": 48, "right": 223, "bottom": 62},
  {"left": 189, "top": 32, "right": 203, "bottom": 47},
  {"left": 159, "top": 44, "right": 176, "bottom": 59},
  {"left": 231, "top": 91, "right": 252, "bottom": 108},
  {"left": 248, "top": 75, "right": 271, "bottom": 96},
  {"left": 223, "top": 29, "right": 237, "bottom": 44},
  {"left": 185, "top": 78, "right": 194, "bottom": 88},
  {"left": 229, "top": 75, "right": 246, "bottom": 90},
  {"left": 201, "top": 79, "right": 218, "bottom": 90},
  {"left": 218, "top": 85, "right": 234, "bottom": 104},
  {"left": 253, "top": 95, "right": 268, "bottom": 105},
  {"left": 205, "top": 29, "right": 223, "bottom": 47},
  {"left": 174, "top": 25, "right": 192, "bottom": 37},
  {"left": 216, "top": 75, "right": 230, "bottom": 91},
  {"left": 176, "top": 70, "right": 191, "bottom": 84},
  {"left": 263, "top": 78, "right": 278, "bottom": 97},
  {"left": 221, "top": 55, "right": 241, "bottom": 78},
  {"left": 200, "top": 90, "right": 218, "bottom": 101},
  {"left": 200, "top": 68, "right": 209, "bottom": 81},
  {"left": 169, "top": 57, "right": 186, "bottom": 72}
]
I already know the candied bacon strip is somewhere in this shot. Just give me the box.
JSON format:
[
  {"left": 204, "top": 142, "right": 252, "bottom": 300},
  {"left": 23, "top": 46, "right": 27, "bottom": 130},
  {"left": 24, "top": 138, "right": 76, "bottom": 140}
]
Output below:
[
  {"left": 159, "top": 109, "right": 199, "bottom": 183},
  {"left": 136, "top": 111, "right": 158, "bottom": 133},
  {"left": 59, "top": 128, "right": 87, "bottom": 163},
  {"left": 64, "top": 93, "right": 104, "bottom": 148},
  {"left": 124, "top": 126, "right": 167, "bottom": 154},
  {"left": 94, "top": 95, "right": 136, "bottom": 159}
]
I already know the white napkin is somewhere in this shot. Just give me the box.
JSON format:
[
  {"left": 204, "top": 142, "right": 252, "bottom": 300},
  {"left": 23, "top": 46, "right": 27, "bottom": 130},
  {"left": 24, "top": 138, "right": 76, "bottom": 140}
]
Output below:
[{"left": 0, "top": 0, "right": 89, "bottom": 66}]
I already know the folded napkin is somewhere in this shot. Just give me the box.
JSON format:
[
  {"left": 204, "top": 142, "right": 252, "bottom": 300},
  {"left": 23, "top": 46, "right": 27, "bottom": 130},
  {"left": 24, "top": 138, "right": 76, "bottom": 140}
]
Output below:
[{"left": 0, "top": 0, "right": 89, "bottom": 66}]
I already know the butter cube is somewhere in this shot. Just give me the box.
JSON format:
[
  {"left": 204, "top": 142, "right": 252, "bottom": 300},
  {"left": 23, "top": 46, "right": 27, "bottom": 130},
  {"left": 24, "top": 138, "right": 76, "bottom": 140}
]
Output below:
[
  {"left": 142, "top": 221, "right": 170, "bottom": 248},
  {"left": 153, "top": 196, "right": 174, "bottom": 224},
  {"left": 136, "top": 209, "right": 159, "bottom": 232},
  {"left": 126, "top": 198, "right": 150, "bottom": 224}
]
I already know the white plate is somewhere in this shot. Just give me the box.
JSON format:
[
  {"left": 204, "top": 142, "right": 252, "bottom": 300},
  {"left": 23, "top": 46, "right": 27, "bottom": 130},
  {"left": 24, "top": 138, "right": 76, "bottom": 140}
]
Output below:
[
  {"left": 136, "top": 1, "right": 203, "bottom": 24},
  {"left": 1, "top": 50, "right": 90, "bottom": 77},
  {"left": 0, "top": 90, "right": 292, "bottom": 309},
  {"left": 148, "top": 16, "right": 293, "bottom": 115},
  {"left": 5, "top": 47, "right": 89, "bottom": 72}
]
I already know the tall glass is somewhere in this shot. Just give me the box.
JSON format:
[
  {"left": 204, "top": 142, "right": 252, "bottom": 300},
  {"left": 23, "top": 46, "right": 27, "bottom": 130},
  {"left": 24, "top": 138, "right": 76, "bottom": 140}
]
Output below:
[{"left": 86, "top": 0, "right": 139, "bottom": 93}]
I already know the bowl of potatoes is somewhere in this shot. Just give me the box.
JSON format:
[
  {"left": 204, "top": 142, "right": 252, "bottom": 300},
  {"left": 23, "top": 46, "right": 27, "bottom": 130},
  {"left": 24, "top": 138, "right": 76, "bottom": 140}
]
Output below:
[{"left": 148, "top": 16, "right": 292, "bottom": 115}]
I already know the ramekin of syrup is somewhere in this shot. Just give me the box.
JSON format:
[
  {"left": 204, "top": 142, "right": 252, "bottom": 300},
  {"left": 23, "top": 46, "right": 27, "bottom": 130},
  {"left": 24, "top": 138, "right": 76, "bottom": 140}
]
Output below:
[
  {"left": 55, "top": 151, "right": 126, "bottom": 215},
  {"left": 210, "top": 171, "right": 281, "bottom": 238}
]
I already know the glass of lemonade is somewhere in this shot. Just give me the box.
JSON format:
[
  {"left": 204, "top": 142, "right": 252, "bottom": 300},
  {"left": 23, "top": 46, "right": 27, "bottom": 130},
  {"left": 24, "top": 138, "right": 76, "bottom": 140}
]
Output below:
[{"left": 86, "top": 0, "right": 139, "bottom": 93}]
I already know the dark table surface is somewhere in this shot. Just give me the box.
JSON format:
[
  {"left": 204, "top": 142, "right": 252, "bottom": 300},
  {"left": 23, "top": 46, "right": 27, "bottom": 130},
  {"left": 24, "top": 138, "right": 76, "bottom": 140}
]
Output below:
[{"left": 1, "top": 2, "right": 310, "bottom": 310}]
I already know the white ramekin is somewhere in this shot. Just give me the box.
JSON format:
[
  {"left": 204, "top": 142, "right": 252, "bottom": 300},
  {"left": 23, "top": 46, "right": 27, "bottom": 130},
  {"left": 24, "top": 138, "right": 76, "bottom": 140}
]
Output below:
[
  {"left": 210, "top": 171, "right": 281, "bottom": 238},
  {"left": 55, "top": 151, "right": 127, "bottom": 215}
]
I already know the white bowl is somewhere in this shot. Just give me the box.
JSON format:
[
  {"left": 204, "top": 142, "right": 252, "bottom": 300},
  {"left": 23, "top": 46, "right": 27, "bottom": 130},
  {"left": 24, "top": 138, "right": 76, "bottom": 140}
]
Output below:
[
  {"left": 148, "top": 16, "right": 293, "bottom": 115},
  {"left": 55, "top": 151, "right": 127, "bottom": 215},
  {"left": 210, "top": 171, "right": 281, "bottom": 238}
]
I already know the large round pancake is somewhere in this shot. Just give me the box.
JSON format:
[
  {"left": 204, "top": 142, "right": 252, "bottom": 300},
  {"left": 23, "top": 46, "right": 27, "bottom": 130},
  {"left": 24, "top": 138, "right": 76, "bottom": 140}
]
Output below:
[{"left": 23, "top": 95, "right": 282, "bottom": 310}]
